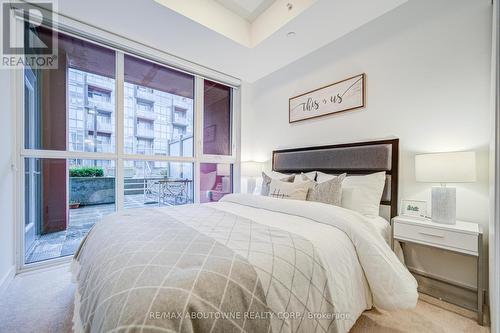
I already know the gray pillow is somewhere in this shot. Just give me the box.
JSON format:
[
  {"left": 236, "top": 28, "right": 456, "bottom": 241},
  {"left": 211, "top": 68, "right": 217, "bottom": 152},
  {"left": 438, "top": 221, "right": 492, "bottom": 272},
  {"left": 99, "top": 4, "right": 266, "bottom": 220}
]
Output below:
[
  {"left": 261, "top": 172, "right": 295, "bottom": 196},
  {"left": 302, "top": 173, "right": 346, "bottom": 206}
]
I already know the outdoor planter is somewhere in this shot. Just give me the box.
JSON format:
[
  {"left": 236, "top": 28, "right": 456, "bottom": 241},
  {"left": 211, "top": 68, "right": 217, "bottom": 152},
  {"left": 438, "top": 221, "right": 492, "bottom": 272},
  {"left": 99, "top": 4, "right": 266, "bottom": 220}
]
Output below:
[
  {"left": 69, "top": 177, "right": 116, "bottom": 205},
  {"left": 69, "top": 202, "right": 81, "bottom": 209}
]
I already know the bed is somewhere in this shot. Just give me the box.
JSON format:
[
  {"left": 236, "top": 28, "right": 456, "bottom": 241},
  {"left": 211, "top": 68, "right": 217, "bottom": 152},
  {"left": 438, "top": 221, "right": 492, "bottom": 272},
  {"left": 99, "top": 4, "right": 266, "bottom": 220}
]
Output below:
[{"left": 71, "top": 138, "right": 418, "bottom": 333}]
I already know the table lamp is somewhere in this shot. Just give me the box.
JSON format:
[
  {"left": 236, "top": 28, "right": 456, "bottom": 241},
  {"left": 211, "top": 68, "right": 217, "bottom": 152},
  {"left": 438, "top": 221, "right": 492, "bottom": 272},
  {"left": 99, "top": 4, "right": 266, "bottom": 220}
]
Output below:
[
  {"left": 415, "top": 151, "right": 476, "bottom": 224},
  {"left": 241, "top": 161, "right": 265, "bottom": 194},
  {"left": 216, "top": 164, "right": 232, "bottom": 193}
]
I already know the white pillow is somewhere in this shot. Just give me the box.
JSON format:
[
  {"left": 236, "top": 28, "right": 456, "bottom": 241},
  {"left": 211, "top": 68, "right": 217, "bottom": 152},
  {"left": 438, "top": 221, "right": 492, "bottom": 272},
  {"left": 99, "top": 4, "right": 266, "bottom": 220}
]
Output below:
[
  {"left": 260, "top": 172, "right": 295, "bottom": 196},
  {"left": 293, "top": 172, "right": 316, "bottom": 183},
  {"left": 304, "top": 171, "right": 317, "bottom": 181},
  {"left": 268, "top": 171, "right": 293, "bottom": 179},
  {"left": 341, "top": 171, "right": 386, "bottom": 216},
  {"left": 268, "top": 179, "right": 310, "bottom": 201},
  {"left": 315, "top": 171, "right": 338, "bottom": 183}
]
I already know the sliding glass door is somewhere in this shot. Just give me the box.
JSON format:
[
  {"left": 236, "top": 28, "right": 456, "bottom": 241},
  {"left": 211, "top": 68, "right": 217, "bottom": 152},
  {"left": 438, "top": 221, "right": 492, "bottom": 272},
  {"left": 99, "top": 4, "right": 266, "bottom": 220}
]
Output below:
[
  {"left": 21, "top": 27, "right": 119, "bottom": 264},
  {"left": 23, "top": 66, "right": 40, "bottom": 255},
  {"left": 19, "top": 26, "right": 237, "bottom": 267}
]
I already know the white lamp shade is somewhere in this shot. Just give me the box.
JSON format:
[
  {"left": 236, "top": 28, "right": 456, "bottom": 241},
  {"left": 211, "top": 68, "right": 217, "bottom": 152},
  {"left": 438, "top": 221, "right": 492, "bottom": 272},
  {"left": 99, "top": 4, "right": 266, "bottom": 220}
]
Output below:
[
  {"left": 216, "top": 163, "right": 231, "bottom": 176},
  {"left": 415, "top": 151, "right": 476, "bottom": 183},
  {"left": 241, "top": 161, "right": 265, "bottom": 177}
]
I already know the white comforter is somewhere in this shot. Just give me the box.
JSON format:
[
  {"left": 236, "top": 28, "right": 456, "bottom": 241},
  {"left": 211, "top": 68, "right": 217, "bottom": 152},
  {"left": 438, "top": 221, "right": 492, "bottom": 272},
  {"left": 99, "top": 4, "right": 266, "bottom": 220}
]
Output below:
[
  {"left": 215, "top": 194, "right": 418, "bottom": 331},
  {"left": 73, "top": 193, "right": 417, "bottom": 333}
]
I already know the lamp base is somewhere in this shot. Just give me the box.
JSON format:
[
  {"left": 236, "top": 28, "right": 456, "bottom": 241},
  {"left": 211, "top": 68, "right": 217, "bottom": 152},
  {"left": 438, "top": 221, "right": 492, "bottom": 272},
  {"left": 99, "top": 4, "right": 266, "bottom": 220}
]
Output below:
[{"left": 431, "top": 186, "right": 456, "bottom": 225}]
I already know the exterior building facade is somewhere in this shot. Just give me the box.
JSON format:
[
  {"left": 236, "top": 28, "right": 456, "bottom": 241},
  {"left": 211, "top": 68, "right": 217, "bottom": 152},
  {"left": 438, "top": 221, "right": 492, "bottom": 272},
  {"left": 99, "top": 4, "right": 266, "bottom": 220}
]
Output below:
[{"left": 68, "top": 68, "right": 194, "bottom": 179}]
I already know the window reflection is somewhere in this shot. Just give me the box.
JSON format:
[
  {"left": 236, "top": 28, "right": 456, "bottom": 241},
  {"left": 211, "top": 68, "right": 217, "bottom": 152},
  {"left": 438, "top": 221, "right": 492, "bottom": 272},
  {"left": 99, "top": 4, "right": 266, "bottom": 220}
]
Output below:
[
  {"left": 203, "top": 80, "right": 231, "bottom": 156},
  {"left": 200, "top": 163, "right": 233, "bottom": 203},
  {"left": 124, "top": 55, "right": 195, "bottom": 157}
]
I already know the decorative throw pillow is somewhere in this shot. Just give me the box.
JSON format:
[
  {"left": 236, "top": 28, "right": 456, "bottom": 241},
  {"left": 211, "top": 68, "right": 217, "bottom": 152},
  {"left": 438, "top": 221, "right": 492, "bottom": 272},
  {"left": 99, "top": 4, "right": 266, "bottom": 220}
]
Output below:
[
  {"left": 293, "top": 172, "right": 318, "bottom": 183},
  {"left": 315, "top": 171, "right": 337, "bottom": 183},
  {"left": 304, "top": 171, "right": 317, "bottom": 181},
  {"left": 341, "top": 171, "right": 386, "bottom": 216},
  {"left": 268, "top": 179, "right": 310, "bottom": 201},
  {"left": 260, "top": 172, "right": 295, "bottom": 196},
  {"left": 301, "top": 173, "right": 346, "bottom": 206}
]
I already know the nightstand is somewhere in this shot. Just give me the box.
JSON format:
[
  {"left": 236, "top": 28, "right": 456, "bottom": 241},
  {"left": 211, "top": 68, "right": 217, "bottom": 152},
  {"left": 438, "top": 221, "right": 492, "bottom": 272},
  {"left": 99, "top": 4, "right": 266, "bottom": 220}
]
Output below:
[{"left": 392, "top": 216, "right": 484, "bottom": 325}]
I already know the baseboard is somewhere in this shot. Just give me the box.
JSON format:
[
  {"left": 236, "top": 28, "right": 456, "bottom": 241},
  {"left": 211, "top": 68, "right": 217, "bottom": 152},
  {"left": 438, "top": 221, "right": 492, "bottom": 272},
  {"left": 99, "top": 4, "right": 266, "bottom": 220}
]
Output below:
[
  {"left": 0, "top": 266, "right": 15, "bottom": 296},
  {"left": 17, "top": 260, "right": 71, "bottom": 277}
]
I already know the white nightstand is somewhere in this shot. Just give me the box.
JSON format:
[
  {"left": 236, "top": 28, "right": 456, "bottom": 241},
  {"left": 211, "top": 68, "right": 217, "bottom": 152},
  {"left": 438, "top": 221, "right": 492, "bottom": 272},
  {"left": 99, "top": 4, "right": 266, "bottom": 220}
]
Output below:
[{"left": 392, "top": 215, "right": 484, "bottom": 325}]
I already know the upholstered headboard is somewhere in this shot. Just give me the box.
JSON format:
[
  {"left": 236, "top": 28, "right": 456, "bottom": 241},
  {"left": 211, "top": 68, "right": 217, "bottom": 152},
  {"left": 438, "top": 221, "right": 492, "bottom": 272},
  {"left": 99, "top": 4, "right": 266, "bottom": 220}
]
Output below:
[{"left": 272, "top": 138, "right": 399, "bottom": 219}]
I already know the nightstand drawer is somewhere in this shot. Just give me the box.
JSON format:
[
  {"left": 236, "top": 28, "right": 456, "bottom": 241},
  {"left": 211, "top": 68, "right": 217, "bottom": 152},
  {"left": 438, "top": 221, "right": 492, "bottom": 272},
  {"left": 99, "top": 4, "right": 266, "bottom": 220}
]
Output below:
[{"left": 394, "top": 222, "right": 478, "bottom": 255}]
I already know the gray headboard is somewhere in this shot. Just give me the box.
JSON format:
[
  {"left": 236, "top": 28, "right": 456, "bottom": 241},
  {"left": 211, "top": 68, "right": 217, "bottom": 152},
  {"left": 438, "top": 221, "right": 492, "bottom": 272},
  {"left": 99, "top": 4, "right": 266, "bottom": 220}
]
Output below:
[{"left": 272, "top": 138, "right": 399, "bottom": 219}]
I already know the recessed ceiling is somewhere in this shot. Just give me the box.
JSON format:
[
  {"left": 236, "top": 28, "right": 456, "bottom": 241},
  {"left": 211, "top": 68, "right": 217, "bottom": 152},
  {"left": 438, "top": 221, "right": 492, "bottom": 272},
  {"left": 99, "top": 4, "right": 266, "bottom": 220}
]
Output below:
[
  {"left": 57, "top": 0, "right": 408, "bottom": 82},
  {"left": 153, "top": 0, "right": 316, "bottom": 47},
  {"left": 214, "top": 0, "right": 276, "bottom": 22}
]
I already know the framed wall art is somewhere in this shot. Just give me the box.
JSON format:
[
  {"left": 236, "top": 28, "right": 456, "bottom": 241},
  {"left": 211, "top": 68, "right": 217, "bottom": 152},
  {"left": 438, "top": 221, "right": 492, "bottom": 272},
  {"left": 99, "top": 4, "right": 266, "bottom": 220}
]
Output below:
[{"left": 289, "top": 73, "right": 365, "bottom": 123}]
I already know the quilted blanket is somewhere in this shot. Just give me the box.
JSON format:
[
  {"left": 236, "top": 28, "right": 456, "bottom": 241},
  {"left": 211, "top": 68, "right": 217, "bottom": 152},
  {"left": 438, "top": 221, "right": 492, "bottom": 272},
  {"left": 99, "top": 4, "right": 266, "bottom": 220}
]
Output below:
[{"left": 72, "top": 194, "right": 417, "bottom": 333}]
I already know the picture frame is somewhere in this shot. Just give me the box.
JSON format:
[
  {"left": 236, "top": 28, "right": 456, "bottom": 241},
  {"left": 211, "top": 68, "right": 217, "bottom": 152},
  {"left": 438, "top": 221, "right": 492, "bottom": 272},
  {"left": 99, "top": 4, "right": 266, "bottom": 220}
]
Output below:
[
  {"left": 289, "top": 73, "right": 365, "bottom": 123},
  {"left": 401, "top": 200, "right": 427, "bottom": 218}
]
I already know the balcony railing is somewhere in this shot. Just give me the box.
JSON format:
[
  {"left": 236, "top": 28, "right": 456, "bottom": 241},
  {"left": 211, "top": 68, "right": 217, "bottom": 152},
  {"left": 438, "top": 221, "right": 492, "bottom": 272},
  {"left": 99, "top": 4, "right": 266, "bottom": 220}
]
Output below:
[
  {"left": 86, "top": 120, "right": 113, "bottom": 133},
  {"left": 95, "top": 144, "right": 114, "bottom": 153},
  {"left": 136, "top": 148, "right": 155, "bottom": 155},
  {"left": 86, "top": 76, "right": 114, "bottom": 91},
  {"left": 173, "top": 115, "right": 188, "bottom": 126},
  {"left": 135, "top": 88, "right": 155, "bottom": 101},
  {"left": 83, "top": 142, "right": 113, "bottom": 153},
  {"left": 97, "top": 122, "right": 113, "bottom": 132},
  {"left": 87, "top": 99, "right": 114, "bottom": 113},
  {"left": 136, "top": 109, "right": 156, "bottom": 120},
  {"left": 136, "top": 128, "right": 155, "bottom": 138}
]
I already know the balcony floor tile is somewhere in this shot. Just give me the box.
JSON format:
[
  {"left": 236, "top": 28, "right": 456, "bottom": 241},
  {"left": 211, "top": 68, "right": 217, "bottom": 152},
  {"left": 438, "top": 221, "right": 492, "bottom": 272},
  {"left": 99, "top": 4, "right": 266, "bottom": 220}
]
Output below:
[{"left": 25, "top": 194, "right": 179, "bottom": 264}]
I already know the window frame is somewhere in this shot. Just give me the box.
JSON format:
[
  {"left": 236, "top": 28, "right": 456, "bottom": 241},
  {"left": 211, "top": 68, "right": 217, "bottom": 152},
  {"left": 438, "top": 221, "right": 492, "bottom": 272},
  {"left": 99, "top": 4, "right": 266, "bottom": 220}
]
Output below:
[{"left": 11, "top": 12, "right": 241, "bottom": 272}]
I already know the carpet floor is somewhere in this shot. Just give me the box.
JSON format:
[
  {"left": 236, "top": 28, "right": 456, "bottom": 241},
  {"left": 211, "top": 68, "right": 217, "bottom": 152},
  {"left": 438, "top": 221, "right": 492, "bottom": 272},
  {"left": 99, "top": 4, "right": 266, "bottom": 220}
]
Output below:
[{"left": 0, "top": 265, "right": 490, "bottom": 333}]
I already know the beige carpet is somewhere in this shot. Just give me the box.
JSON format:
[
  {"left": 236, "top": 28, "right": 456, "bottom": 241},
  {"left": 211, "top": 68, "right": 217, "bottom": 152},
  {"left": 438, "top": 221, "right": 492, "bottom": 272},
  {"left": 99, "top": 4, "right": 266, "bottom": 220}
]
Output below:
[
  {"left": 0, "top": 265, "right": 74, "bottom": 333},
  {"left": 351, "top": 295, "right": 489, "bottom": 333},
  {"left": 0, "top": 265, "right": 489, "bottom": 333}
]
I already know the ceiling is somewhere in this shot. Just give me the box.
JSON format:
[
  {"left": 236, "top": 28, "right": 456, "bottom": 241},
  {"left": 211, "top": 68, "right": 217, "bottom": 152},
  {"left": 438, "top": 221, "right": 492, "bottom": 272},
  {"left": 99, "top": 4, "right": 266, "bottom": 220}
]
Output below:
[
  {"left": 152, "top": 0, "right": 316, "bottom": 47},
  {"left": 214, "top": 0, "right": 276, "bottom": 22},
  {"left": 56, "top": 0, "right": 408, "bottom": 83}
]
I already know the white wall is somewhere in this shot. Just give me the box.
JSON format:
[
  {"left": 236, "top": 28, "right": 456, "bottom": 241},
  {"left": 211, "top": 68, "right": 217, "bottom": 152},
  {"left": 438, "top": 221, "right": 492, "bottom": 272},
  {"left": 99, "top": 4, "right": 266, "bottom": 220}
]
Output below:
[
  {"left": 0, "top": 68, "right": 15, "bottom": 291},
  {"left": 241, "top": 0, "right": 492, "bottom": 289}
]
